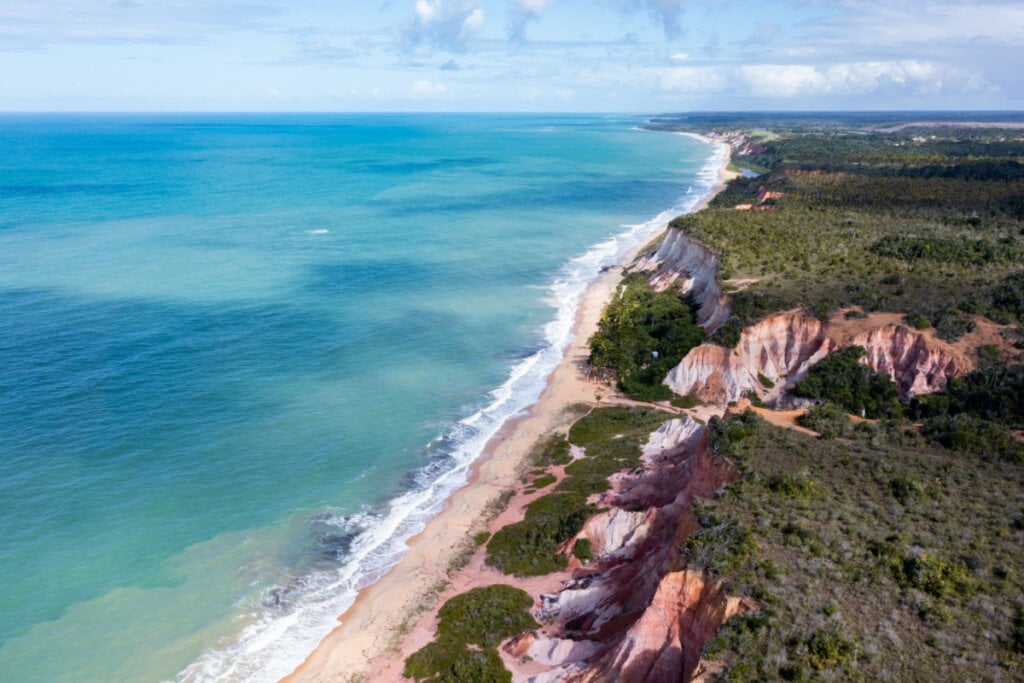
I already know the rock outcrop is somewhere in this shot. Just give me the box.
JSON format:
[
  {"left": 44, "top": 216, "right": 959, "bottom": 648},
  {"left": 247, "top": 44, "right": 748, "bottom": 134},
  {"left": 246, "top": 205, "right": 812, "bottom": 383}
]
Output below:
[
  {"left": 510, "top": 418, "right": 742, "bottom": 683},
  {"left": 633, "top": 228, "right": 731, "bottom": 331},
  {"left": 664, "top": 313, "right": 970, "bottom": 404},
  {"left": 593, "top": 570, "right": 754, "bottom": 683}
]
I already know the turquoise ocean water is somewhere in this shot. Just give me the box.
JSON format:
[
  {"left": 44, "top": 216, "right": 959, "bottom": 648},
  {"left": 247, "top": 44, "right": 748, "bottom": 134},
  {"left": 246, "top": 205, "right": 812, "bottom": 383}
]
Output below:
[{"left": 0, "top": 114, "right": 721, "bottom": 681}]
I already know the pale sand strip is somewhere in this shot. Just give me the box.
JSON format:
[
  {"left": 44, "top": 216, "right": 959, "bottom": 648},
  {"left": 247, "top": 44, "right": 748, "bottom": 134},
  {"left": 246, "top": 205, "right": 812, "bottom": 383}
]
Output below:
[{"left": 284, "top": 139, "right": 732, "bottom": 683}]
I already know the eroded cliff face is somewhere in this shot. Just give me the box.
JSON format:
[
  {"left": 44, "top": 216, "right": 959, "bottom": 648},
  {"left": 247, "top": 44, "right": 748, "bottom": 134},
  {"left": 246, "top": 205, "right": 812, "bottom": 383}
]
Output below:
[
  {"left": 594, "top": 570, "right": 753, "bottom": 683},
  {"left": 633, "top": 229, "right": 731, "bottom": 331},
  {"left": 503, "top": 419, "right": 742, "bottom": 683},
  {"left": 664, "top": 313, "right": 970, "bottom": 404}
]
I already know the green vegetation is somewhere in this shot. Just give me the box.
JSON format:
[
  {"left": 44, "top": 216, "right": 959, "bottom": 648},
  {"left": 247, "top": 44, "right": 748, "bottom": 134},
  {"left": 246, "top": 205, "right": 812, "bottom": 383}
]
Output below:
[
  {"left": 670, "top": 394, "right": 700, "bottom": 409},
  {"left": 706, "top": 410, "right": 764, "bottom": 468},
  {"left": 486, "top": 407, "right": 670, "bottom": 576},
  {"left": 527, "top": 473, "right": 556, "bottom": 491},
  {"left": 589, "top": 272, "right": 704, "bottom": 400},
  {"left": 587, "top": 117, "right": 1024, "bottom": 681},
  {"left": 404, "top": 584, "right": 538, "bottom": 682},
  {"left": 796, "top": 401, "right": 852, "bottom": 439},
  {"left": 904, "top": 364, "right": 1024, "bottom": 462},
  {"left": 649, "top": 122, "right": 1024, "bottom": 338},
  {"left": 920, "top": 414, "right": 1024, "bottom": 463},
  {"left": 792, "top": 346, "right": 903, "bottom": 418},
  {"left": 691, "top": 412, "right": 1024, "bottom": 681},
  {"left": 681, "top": 503, "right": 758, "bottom": 576},
  {"left": 527, "top": 435, "right": 572, "bottom": 468},
  {"left": 913, "top": 364, "right": 1024, "bottom": 427},
  {"left": 572, "top": 538, "right": 592, "bottom": 562}
]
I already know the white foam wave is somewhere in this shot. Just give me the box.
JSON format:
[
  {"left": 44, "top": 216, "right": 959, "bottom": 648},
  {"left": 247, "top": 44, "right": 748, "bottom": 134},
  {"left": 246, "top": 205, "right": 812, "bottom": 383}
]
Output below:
[{"left": 177, "top": 136, "right": 728, "bottom": 683}]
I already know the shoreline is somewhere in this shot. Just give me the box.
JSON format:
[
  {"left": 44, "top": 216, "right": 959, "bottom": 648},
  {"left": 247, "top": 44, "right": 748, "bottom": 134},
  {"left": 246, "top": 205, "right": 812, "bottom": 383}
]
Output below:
[{"left": 283, "top": 135, "right": 733, "bottom": 683}]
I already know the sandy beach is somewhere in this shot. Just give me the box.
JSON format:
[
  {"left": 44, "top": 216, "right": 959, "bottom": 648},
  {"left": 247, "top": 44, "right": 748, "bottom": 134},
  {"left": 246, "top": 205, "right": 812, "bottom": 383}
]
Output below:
[{"left": 284, "top": 138, "right": 733, "bottom": 683}]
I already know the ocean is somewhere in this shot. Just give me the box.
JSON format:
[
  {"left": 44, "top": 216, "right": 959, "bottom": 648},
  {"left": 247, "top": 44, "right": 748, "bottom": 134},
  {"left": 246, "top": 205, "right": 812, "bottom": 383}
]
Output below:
[{"left": 0, "top": 113, "right": 721, "bottom": 681}]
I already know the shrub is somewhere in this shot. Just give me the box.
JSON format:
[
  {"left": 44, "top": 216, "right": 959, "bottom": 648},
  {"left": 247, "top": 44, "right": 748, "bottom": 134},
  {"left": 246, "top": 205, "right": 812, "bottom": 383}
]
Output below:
[
  {"left": 888, "top": 477, "right": 923, "bottom": 505},
  {"left": 572, "top": 538, "right": 593, "bottom": 562},
  {"left": 436, "top": 585, "right": 538, "bottom": 647},
  {"left": 670, "top": 394, "right": 700, "bottom": 409},
  {"left": 896, "top": 552, "right": 976, "bottom": 598},
  {"left": 906, "top": 312, "right": 931, "bottom": 329},
  {"left": 1010, "top": 610, "right": 1024, "bottom": 654},
  {"left": 485, "top": 493, "right": 591, "bottom": 576},
  {"left": 767, "top": 471, "right": 819, "bottom": 500},
  {"left": 921, "top": 414, "right": 1024, "bottom": 462},
  {"left": 797, "top": 402, "right": 851, "bottom": 439},
  {"left": 404, "top": 640, "right": 511, "bottom": 683},
  {"left": 529, "top": 437, "right": 572, "bottom": 467},
  {"left": 529, "top": 474, "right": 556, "bottom": 490},
  {"left": 405, "top": 585, "right": 538, "bottom": 682},
  {"left": 706, "top": 411, "right": 764, "bottom": 466},
  {"left": 682, "top": 505, "right": 758, "bottom": 575},
  {"left": 805, "top": 629, "right": 856, "bottom": 670},
  {"left": 792, "top": 346, "right": 902, "bottom": 419}
]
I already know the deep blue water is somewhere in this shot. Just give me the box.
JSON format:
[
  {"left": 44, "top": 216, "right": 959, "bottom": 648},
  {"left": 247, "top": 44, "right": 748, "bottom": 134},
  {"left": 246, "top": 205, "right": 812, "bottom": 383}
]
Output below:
[{"left": 0, "top": 114, "right": 720, "bottom": 681}]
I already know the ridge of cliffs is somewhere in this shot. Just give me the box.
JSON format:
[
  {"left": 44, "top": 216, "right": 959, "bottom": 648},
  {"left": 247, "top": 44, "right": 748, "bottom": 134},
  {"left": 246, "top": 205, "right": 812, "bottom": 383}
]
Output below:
[
  {"left": 632, "top": 225, "right": 971, "bottom": 405},
  {"left": 664, "top": 312, "right": 971, "bottom": 405},
  {"left": 633, "top": 228, "right": 732, "bottom": 331},
  {"left": 501, "top": 418, "right": 745, "bottom": 683}
]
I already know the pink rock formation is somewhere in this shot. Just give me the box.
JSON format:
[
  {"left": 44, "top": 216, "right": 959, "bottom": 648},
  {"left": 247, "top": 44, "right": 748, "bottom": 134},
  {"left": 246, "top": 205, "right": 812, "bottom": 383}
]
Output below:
[
  {"left": 633, "top": 229, "right": 731, "bottom": 330},
  {"left": 514, "top": 419, "right": 742, "bottom": 683},
  {"left": 665, "top": 313, "right": 969, "bottom": 404},
  {"left": 593, "top": 570, "right": 753, "bottom": 683}
]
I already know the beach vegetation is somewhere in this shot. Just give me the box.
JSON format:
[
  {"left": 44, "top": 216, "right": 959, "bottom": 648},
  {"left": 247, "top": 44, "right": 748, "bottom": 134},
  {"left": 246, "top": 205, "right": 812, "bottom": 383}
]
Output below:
[
  {"left": 486, "top": 407, "right": 670, "bottom": 576},
  {"left": 527, "top": 436, "right": 573, "bottom": 468},
  {"left": 589, "top": 272, "right": 704, "bottom": 400},
  {"left": 404, "top": 584, "right": 538, "bottom": 682}
]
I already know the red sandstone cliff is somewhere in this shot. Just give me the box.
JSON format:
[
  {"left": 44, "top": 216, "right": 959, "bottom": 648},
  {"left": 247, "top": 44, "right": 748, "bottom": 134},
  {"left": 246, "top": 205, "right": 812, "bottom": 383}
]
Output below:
[{"left": 665, "top": 313, "right": 970, "bottom": 405}]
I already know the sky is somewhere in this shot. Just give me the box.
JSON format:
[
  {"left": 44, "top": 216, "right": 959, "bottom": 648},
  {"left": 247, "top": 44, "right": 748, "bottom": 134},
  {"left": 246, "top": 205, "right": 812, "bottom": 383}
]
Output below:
[{"left": 1, "top": 0, "right": 1022, "bottom": 112}]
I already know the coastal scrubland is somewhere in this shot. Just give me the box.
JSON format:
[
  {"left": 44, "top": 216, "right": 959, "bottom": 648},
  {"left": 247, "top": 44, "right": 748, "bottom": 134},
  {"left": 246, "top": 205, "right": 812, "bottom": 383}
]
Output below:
[
  {"left": 402, "top": 116, "right": 1024, "bottom": 682},
  {"left": 649, "top": 115, "right": 1024, "bottom": 681}
]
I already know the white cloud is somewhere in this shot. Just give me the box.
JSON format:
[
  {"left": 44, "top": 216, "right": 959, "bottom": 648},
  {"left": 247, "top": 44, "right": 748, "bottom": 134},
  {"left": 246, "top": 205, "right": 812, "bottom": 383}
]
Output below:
[
  {"left": 657, "top": 66, "right": 726, "bottom": 93},
  {"left": 601, "top": 0, "right": 690, "bottom": 40},
  {"left": 507, "top": 0, "right": 555, "bottom": 42},
  {"left": 414, "top": 0, "right": 440, "bottom": 23},
  {"left": 401, "top": 0, "right": 485, "bottom": 52},
  {"left": 669, "top": 51, "right": 688, "bottom": 61},
  {"left": 462, "top": 7, "right": 485, "bottom": 34},
  {"left": 736, "top": 60, "right": 968, "bottom": 98},
  {"left": 0, "top": 0, "right": 281, "bottom": 47},
  {"left": 410, "top": 79, "right": 448, "bottom": 97}
]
